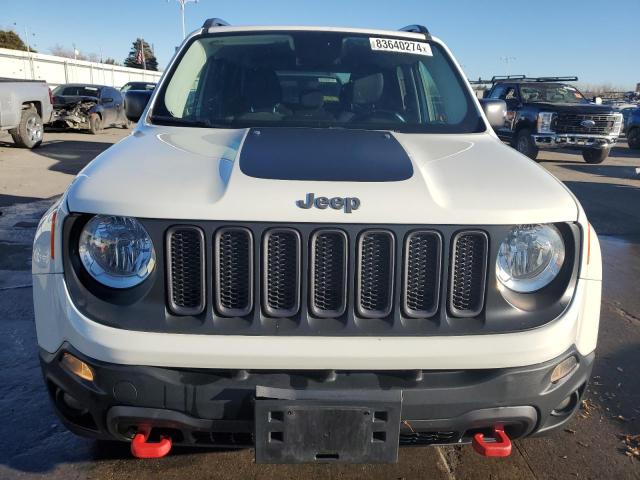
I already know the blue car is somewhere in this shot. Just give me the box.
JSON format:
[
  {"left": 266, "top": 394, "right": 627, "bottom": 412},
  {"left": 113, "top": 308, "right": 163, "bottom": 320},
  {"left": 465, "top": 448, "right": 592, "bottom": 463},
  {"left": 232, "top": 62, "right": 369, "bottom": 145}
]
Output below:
[{"left": 622, "top": 106, "right": 640, "bottom": 149}]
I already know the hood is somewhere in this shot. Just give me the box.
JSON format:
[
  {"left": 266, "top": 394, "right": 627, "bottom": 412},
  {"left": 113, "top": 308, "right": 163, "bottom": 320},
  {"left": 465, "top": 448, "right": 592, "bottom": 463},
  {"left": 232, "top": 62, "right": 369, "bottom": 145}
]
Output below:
[
  {"left": 66, "top": 125, "right": 578, "bottom": 225},
  {"left": 524, "top": 102, "right": 616, "bottom": 114}
]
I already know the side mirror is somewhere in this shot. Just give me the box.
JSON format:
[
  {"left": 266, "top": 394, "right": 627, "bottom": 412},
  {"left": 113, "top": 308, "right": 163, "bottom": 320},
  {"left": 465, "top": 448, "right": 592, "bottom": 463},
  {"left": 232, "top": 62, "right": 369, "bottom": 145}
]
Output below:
[
  {"left": 124, "top": 90, "right": 153, "bottom": 122},
  {"left": 101, "top": 97, "right": 113, "bottom": 103},
  {"left": 480, "top": 98, "right": 507, "bottom": 128}
]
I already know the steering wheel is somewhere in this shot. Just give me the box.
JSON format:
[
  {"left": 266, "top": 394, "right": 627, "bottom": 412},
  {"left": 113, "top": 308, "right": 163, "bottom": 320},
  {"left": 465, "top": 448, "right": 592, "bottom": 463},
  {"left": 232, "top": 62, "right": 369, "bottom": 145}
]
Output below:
[{"left": 351, "top": 109, "right": 407, "bottom": 124}]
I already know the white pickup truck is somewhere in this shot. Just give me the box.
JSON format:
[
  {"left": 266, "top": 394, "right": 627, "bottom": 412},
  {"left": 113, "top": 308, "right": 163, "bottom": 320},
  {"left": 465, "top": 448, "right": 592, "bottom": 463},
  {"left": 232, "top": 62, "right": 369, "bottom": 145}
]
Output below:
[{"left": 0, "top": 78, "right": 53, "bottom": 148}]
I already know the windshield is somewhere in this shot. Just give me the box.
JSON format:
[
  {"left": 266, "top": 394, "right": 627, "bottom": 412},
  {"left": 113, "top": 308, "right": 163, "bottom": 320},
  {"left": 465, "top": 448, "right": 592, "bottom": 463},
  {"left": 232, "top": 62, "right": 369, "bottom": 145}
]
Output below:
[
  {"left": 520, "top": 83, "right": 589, "bottom": 104},
  {"left": 53, "top": 85, "right": 101, "bottom": 97},
  {"left": 151, "top": 31, "right": 484, "bottom": 133}
]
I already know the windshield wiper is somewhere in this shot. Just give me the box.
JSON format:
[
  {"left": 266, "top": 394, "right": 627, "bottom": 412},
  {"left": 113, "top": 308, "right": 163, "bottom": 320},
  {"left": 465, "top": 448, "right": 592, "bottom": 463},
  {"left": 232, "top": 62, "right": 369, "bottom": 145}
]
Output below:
[{"left": 150, "top": 115, "right": 228, "bottom": 128}]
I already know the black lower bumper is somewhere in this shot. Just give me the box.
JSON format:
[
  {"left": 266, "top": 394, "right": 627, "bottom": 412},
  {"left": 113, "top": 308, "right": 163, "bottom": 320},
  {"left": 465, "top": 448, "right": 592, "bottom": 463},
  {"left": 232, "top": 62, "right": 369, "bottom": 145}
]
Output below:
[{"left": 40, "top": 344, "right": 593, "bottom": 452}]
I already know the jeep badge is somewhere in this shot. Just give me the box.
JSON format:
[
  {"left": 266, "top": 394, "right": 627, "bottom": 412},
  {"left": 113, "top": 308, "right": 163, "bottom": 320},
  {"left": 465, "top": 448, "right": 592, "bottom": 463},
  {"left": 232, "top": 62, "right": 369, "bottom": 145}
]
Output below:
[{"left": 296, "top": 193, "right": 360, "bottom": 213}]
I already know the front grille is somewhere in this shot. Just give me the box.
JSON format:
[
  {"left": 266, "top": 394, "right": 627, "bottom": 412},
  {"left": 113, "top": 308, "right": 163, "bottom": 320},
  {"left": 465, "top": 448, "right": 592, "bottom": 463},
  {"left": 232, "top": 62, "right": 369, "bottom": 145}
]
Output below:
[
  {"left": 357, "top": 231, "right": 395, "bottom": 318},
  {"left": 449, "top": 232, "right": 488, "bottom": 317},
  {"left": 399, "top": 431, "right": 459, "bottom": 446},
  {"left": 215, "top": 227, "right": 253, "bottom": 316},
  {"left": 554, "top": 113, "right": 618, "bottom": 135},
  {"left": 310, "top": 230, "right": 348, "bottom": 317},
  {"left": 263, "top": 229, "right": 301, "bottom": 317},
  {"left": 166, "top": 227, "right": 205, "bottom": 315},
  {"left": 164, "top": 224, "right": 492, "bottom": 332}
]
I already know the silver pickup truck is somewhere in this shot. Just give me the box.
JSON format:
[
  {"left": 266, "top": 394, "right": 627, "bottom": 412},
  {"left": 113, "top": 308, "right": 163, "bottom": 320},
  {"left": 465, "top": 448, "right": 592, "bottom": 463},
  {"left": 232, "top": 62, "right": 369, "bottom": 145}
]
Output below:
[{"left": 0, "top": 78, "right": 53, "bottom": 148}]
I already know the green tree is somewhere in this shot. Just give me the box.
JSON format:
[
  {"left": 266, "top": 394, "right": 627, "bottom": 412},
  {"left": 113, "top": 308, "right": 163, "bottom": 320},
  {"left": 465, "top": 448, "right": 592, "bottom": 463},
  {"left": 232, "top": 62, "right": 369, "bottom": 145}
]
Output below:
[
  {"left": 0, "top": 29, "right": 35, "bottom": 52},
  {"left": 124, "top": 38, "right": 158, "bottom": 71}
]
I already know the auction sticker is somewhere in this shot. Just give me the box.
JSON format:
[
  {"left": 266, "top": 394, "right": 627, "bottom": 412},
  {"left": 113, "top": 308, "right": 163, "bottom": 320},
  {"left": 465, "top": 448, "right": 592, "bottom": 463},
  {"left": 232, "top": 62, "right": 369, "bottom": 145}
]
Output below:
[{"left": 369, "top": 37, "right": 432, "bottom": 56}]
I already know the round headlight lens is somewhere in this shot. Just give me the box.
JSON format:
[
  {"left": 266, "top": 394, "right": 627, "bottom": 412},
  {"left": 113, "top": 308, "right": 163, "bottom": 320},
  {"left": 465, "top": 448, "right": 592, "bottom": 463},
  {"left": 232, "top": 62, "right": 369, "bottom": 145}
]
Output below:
[
  {"left": 496, "top": 224, "right": 564, "bottom": 293},
  {"left": 79, "top": 215, "right": 156, "bottom": 289}
]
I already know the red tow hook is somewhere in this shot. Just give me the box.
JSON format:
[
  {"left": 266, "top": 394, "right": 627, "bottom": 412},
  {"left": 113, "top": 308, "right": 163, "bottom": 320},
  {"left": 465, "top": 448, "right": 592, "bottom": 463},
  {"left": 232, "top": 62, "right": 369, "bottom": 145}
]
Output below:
[
  {"left": 471, "top": 426, "right": 512, "bottom": 457},
  {"left": 130, "top": 426, "right": 173, "bottom": 459}
]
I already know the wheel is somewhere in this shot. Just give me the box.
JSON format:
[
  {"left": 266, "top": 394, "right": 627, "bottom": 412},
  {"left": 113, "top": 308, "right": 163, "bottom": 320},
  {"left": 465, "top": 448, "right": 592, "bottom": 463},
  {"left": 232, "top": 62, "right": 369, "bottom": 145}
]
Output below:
[
  {"left": 89, "top": 113, "right": 102, "bottom": 134},
  {"left": 513, "top": 128, "right": 539, "bottom": 160},
  {"left": 627, "top": 127, "right": 640, "bottom": 150},
  {"left": 9, "top": 107, "right": 43, "bottom": 148},
  {"left": 582, "top": 147, "right": 610, "bottom": 164}
]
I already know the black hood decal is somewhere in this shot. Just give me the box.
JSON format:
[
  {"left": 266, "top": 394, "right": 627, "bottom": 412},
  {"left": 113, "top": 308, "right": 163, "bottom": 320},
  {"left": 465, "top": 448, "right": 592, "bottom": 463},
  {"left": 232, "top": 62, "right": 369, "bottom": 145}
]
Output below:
[{"left": 239, "top": 128, "right": 413, "bottom": 182}]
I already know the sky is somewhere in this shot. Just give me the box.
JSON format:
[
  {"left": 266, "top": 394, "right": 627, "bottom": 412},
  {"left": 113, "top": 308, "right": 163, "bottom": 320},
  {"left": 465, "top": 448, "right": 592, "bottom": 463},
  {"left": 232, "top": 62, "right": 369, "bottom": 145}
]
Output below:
[{"left": 2, "top": 0, "right": 639, "bottom": 89}]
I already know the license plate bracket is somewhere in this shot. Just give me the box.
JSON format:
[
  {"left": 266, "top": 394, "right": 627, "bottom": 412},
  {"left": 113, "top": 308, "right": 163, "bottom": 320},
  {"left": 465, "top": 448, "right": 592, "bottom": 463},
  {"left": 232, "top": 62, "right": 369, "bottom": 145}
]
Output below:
[{"left": 255, "top": 399, "right": 401, "bottom": 463}]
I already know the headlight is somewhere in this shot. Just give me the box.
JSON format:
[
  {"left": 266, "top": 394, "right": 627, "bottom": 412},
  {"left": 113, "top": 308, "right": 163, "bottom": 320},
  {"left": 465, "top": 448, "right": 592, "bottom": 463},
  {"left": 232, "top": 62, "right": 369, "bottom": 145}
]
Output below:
[
  {"left": 612, "top": 113, "right": 623, "bottom": 136},
  {"left": 79, "top": 215, "right": 156, "bottom": 288},
  {"left": 496, "top": 224, "right": 564, "bottom": 293},
  {"left": 537, "top": 112, "right": 555, "bottom": 133}
]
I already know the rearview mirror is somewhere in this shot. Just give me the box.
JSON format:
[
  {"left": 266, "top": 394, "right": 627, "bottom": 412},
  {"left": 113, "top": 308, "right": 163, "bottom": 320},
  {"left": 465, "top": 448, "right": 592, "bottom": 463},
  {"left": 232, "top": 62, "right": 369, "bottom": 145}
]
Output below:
[
  {"left": 124, "top": 90, "right": 153, "bottom": 122},
  {"left": 480, "top": 99, "right": 507, "bottom": 128}
]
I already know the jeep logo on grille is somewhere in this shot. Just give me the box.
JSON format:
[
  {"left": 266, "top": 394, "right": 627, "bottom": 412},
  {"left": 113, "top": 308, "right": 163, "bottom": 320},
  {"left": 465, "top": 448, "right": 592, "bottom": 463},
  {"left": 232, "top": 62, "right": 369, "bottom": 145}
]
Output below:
[
  {"left": 580, "top": 119, "right": 596, "bottom": 128},
  {"left": 296, "top": 193, "right": 360, "bottom": 213}
]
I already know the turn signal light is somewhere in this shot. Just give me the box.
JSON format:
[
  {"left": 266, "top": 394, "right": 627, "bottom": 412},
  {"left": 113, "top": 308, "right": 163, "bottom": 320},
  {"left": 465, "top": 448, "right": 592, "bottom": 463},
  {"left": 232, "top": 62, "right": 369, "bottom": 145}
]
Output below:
[
  {"left": 550, "top": 356, "right": 577, "bottom": 383},
  {"left": 61, "top": 353, "right": 95, "bottom": 382}
]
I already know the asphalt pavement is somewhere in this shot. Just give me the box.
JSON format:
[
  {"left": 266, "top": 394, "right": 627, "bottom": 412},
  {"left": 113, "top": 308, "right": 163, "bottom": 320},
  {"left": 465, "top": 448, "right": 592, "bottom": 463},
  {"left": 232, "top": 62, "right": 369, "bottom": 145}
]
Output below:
[{"left": 0, "top": 128, "right": 638, "bottom": 479}]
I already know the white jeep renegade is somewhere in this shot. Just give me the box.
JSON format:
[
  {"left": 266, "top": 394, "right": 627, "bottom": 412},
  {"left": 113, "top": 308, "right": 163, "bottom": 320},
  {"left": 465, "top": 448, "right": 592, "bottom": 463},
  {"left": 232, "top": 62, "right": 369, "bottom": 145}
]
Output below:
[{"left": 33, "top": 20, "right": 602, "bottom": 463}]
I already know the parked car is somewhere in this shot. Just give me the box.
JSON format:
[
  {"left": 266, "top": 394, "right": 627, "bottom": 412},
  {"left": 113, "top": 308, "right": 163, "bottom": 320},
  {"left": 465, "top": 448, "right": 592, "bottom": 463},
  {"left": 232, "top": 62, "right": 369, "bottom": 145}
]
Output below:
[
  {"left": 484, "top": 76, "right": 623, "bottom": 163},
  {"left": 623, "top": 107, "right": 640, "bottom": 149},
  {"left": 34, "top": 20, "right": 602, "bottom": 463},
  {"left": 0, "top": 78, "right": 53, "bottom": 148},
  {"left": 51, "top": 84, "right": 129, "bottom": 134},
  {"left": 120, "top": 81, "right": 156, "bottom": 93}
]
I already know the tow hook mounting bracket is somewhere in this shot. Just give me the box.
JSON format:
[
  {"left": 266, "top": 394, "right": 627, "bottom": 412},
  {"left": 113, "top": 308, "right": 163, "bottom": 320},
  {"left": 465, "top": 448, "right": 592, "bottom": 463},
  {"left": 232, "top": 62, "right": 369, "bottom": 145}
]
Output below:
[
  {"left": 471, "top": 426, "right": 512, "bottom": 457},
  {"left": 130, "top": 425, "right": 173, "bottom": 459}
]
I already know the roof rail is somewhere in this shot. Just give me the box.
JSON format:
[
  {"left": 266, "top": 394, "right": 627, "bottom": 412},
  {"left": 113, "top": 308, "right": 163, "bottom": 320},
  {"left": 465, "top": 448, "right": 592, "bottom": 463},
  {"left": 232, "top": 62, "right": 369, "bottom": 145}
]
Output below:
[
  {"left": 399, "top": 24, "right": 431, "bottom": 38},
  {"left": 490, "top": 75, "right": 578, "bottom": 84},
  {"left": 491, "top": 75, "right": 526, "bottom": 82},
  {"left": 202, "top": 18, "right": 230, "bottom": 29},
  {"left": 469, "top": 75, "right": 580, "bottom": 86}
]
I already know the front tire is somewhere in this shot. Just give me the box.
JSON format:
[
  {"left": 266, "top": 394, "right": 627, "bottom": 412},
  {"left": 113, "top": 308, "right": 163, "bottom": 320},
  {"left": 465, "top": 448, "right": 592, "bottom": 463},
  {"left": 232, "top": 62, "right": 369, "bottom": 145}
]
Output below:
[
  {"left": 627, "top": 128, "right": 640, "bottom": 150},
  {"left": 582, "top": 147, "right": 610, "bottom": 164},
  {"left": 9, "top": 107, "right": 43, "bottom": 148},
  {"left": 514, "top": 129, "right": 539, "bottom": 160},
  {"left": 89, "top": 113, "right": 102, "bottom": 135}
]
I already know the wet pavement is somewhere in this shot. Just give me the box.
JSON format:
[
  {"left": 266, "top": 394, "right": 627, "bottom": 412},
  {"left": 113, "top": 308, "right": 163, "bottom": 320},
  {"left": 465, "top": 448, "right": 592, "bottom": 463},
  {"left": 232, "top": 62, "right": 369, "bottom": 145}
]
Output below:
[{"left": 0, "top": 130, "right": 639, "bottom": 479}]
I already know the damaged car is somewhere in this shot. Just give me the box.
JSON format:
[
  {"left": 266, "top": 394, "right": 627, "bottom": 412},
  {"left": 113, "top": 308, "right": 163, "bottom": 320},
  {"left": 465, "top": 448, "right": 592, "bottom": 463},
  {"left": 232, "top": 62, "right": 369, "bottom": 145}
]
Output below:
[{"left": 51, "top": 84, "right": 130, "bottom": 134}]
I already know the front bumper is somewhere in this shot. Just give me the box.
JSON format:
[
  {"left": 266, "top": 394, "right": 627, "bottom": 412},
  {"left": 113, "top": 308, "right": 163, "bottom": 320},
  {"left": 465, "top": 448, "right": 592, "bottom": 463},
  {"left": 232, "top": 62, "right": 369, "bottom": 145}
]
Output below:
[
  {"left": 533, "top": 133, "right": 619, "bottom": 149},
  {"left": 41, "top": 344, "right": 594, "bottom": 450}
]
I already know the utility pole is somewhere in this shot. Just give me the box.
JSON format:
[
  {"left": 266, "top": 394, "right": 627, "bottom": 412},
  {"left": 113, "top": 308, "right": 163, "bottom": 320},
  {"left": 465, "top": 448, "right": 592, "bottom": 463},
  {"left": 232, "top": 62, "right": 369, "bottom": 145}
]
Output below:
[
  {"left": 170, "top": 0, "right": 198, "bottom": 39},
  {"left": 500, "top": 56, "right": 517, "bottom": 76}
]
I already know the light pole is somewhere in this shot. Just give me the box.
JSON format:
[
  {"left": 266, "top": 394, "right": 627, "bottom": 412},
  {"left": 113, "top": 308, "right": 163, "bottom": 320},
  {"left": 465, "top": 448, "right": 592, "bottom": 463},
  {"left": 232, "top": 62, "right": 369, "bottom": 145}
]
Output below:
[
  {"left": 171, "top": 0, "right": 198, "bottom": 40},
  {"left": 500, "top": 56, "right": 517, "bottom": 76},
  {"left": 13, "top": 22, "right": 34, "bottom": 53}
]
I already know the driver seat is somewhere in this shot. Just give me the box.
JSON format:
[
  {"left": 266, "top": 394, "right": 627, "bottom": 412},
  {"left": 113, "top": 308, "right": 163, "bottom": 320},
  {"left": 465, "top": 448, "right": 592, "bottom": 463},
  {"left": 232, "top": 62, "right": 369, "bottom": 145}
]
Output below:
[{"left": 338, "top": 73, "right": 385, "bottom": 122}]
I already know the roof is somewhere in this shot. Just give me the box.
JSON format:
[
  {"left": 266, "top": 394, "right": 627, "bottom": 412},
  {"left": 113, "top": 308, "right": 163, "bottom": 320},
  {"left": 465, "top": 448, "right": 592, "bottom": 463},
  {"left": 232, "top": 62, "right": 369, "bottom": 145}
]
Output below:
[{"left": 200, "top": 24, "right": 429, "bottom": 41}]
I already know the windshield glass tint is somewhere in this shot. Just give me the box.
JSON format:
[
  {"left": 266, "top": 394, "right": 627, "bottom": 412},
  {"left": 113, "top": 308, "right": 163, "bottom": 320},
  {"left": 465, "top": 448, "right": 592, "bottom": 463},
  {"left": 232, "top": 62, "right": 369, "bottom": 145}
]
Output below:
[
  {"left": 152, "top": 32, "right": 484, "bottom": 133},
  {"left": 520, "top": 84, "right": 588, "bottom": 104}
]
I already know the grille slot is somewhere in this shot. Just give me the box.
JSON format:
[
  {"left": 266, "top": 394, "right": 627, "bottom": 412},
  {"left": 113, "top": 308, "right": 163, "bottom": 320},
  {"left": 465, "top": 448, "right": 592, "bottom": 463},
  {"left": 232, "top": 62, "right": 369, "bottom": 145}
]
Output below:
[
  {"left": 262, "top": 228, "right": 301, "bottom": 317},
  {"left": 166, "top": 226, "right": 205, "bottom": 315},
  {"left": 449, "top": 231, "right": 488, "bottom": 317},
  {"left": 215, "top": 227, "right": 253, "bottom": 317},
  {"left": 357, "top": 230, "right": 395, "bottom": 318},
  {"left": 399, "top": 431, "right": 459, "bottom": 446},
  {"left": 310, "top": 230, "right": 348, "bottom": 318},
  {"left": 403, "top": 231, "right": 442, "bottom": 318}
]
